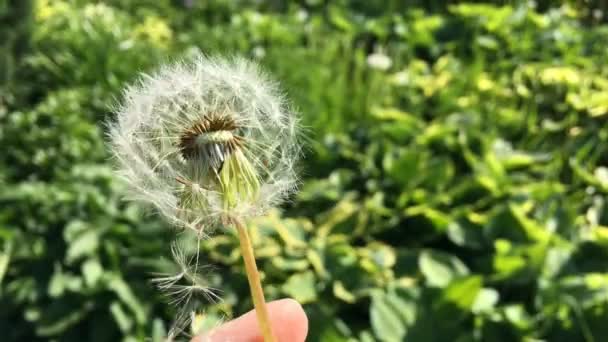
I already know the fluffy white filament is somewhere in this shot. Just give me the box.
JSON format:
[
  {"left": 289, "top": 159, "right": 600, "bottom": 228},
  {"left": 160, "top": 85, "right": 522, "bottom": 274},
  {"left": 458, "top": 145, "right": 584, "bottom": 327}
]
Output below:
[{"left": 108, "top": 55, "right": 300, "bottom": 234}]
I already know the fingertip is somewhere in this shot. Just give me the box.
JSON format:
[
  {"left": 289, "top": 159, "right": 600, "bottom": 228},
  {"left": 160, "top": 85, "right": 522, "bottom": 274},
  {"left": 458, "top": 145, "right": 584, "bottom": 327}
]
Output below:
[
  {"left": 274, "top": 298, "right": 307, "bottom": 323},
  {"left": 270, "top": 298, "right": 308, "bottom": 342},
  {"left": 191, "top": 299, "right": 308, "bottom": 342}
]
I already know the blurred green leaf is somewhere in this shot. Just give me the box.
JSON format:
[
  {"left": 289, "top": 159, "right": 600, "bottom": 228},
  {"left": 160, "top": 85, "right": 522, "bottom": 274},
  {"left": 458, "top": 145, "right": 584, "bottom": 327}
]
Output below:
[
  {"left": 437, "top": 276, "right": 482, "bottom": 312},
  {"left": 282, "top": 271, "right": 317, "bottom": 304},
  {"left": 107, "top": 276, "right": 146, "bottom": 325},
  {"left": 370, "top": 290, "right": 416, "bottom": 342},
  {"left": 419, "top": 250, "right": 469, "bottom": 287}
]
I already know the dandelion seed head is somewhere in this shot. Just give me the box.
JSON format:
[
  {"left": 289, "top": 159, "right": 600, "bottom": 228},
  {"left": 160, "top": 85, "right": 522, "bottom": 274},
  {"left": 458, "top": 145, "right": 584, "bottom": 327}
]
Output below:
[{"left": 108, "top": 54, "right": 300, "bottom": 233}]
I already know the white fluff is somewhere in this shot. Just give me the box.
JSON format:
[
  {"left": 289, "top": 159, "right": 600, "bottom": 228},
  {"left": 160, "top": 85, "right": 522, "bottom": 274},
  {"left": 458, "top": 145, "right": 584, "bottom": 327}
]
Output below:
[{"left": 108, "top": 55, "right": 300, "bottom": 234}]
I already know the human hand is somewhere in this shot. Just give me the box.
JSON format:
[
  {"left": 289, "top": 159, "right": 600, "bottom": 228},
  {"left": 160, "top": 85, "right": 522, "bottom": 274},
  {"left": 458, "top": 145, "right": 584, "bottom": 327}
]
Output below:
[{"left": 191, "top": 299, "right": 308, "bottom": 342}]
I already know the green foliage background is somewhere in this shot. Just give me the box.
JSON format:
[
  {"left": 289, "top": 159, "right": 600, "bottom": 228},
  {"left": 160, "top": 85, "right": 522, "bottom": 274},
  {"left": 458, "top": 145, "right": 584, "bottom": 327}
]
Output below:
[{"left": 2, "top": 0, "right": 608, "bottom": 341}]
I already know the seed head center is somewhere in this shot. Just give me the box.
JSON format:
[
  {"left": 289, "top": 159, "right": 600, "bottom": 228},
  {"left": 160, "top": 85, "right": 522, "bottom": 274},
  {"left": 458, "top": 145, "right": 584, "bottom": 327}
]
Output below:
[
  {"left": 196, "top": 130, "right": 234, "bottom": 145},
  {"left": 178, "top": 117, "right": 242, "bottom": 162}
]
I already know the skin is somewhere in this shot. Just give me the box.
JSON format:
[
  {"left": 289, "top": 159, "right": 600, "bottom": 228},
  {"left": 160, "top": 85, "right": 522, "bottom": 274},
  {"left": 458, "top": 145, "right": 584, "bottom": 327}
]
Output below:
[{"left": 192, "top": 299, "right": 308, "bottom": 342}]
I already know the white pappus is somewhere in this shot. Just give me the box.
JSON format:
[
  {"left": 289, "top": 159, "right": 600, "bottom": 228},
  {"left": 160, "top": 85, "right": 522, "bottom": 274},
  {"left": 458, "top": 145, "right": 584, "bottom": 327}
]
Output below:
[{"left": 108, "top": 54, "right": 301, "bottom": 235}]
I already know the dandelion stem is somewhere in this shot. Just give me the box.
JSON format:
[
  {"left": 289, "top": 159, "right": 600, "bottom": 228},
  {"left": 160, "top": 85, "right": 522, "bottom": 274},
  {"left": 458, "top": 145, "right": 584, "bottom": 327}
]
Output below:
[{"left": 234, "top": 218, "right": 276, "bottom": 342}]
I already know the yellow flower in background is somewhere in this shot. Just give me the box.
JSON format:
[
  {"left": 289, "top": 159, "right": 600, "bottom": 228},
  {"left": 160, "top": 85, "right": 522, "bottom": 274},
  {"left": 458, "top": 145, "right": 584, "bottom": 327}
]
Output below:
[
  {"left": 133, "top": 16, "right": 173, "bottom": 48},
  {"left": 476, "top": 73, "right": 495, "bottom": 92},
  {"left": 540, "top": 66, "right": 581, "bottom": 86},
  {"left": 35, "top": 0, "right": 70, "bottom": 21}
]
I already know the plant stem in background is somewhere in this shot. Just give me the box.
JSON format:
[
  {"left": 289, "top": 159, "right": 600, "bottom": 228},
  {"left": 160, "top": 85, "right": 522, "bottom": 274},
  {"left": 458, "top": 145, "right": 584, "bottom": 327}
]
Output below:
[{"left": 235, "top": 218, "right": 276, "bottom": 342}]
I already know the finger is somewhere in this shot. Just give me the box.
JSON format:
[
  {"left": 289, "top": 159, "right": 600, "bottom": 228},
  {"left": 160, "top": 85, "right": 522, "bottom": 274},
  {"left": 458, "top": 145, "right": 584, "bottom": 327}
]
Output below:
[{"left": 192, "top": 298, "right": 308, "bottom": 342}]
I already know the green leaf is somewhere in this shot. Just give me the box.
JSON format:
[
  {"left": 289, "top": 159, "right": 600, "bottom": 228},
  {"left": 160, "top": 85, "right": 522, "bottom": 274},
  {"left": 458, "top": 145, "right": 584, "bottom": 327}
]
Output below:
[
  {"left": 438, "top": 276, "right": 483, "bottom": 312},
  {"left": 447, "top": 220, "right": 485, "bottom": 249},
  {"left": 419, "top": 250, "right": 469, "bottom": 287},
  {"left": 0, "top": 237, "right": 13, "bottom": 285},
  {"left": 271, "top": 216, "right": 308, "bottom": 249},
  {"left": 383, "top": 148, "right": 423, "bottom": 188},
  {"left": 151, "top": 318, "right": 167, "bottom": 342},
  {"left": 271, "top": 256, "right": 309, "bottom": 271},
  {"left": 107, "top": 275, "right": 146, "bottom": 324},
  {"left": 282, "top": 271, "right": 317, "bottom": 304},
  {"left": 307, "top": 249, "right": 328, "bottom": 278},
  {"left": 48, "top": 264, "right": 83, "bottom": 298},
  {"left": 370, "top": 287, "right": 419, "bottom": 341},
  {"left": 472, "top": 288, "right": 499, "bottom": 313},
  {"left": 371, "top": 291, "right": 413, "bottom": 342},
  {"left": 508, "top": 203, "right": 551, "bottom": 243},
  {"left": 359, "top": 242, "right": 396, "bottom": 275},
  {"left": 109, "top": 301, "right": 133, "bottom": 333},
  {"left": 328, "top": 6, "right": 354, "bottom": 32},
  {"left": 333, "top": 280, "right": 357, "bottom": 303},
  {"left": 36, "top": 301, "right": 94, "bottom": 337},
  {"left": 81, "top": 258, "right": 103, "bottom": 288},
  {"left": 65, "top": 230, "right": 99, "bottom": 263},
  {"left": 405, "top": 206, "right": 451, "bottom": 232}
]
